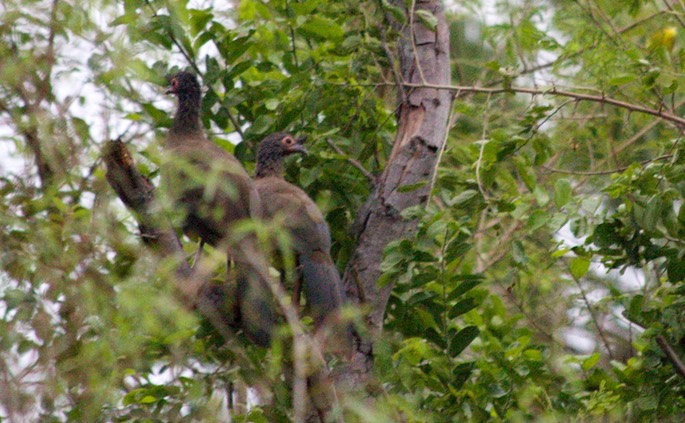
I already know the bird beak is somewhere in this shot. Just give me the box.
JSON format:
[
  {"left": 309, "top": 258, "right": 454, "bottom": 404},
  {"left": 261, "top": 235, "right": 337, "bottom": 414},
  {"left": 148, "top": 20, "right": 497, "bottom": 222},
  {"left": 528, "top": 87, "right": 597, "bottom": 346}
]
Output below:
[
  {"left": 165, "top": 86, "right": 173, "bottom": 95},
  {"left": 293, "top": 136, "right": 308, "bottom": 155}
]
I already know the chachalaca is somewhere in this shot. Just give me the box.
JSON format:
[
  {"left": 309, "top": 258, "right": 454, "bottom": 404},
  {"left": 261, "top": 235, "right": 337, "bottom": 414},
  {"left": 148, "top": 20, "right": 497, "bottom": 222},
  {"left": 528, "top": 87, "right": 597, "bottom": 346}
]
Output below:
[
  {"left": 164, "top": 71, "right": 273, "bottom": 347},
  {"left": 254, "top": 133, "right": 345, "bottom": 332}
]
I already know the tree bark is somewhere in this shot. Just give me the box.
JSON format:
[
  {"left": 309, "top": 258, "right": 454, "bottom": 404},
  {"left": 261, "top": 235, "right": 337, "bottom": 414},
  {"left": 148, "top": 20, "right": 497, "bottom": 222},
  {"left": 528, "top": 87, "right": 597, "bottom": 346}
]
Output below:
[
  {"left": 103, "top": 140, "right": 191, "bottom": 280},
  {"left": 341, "top": 0, "right": 452, "bottom": 379}
]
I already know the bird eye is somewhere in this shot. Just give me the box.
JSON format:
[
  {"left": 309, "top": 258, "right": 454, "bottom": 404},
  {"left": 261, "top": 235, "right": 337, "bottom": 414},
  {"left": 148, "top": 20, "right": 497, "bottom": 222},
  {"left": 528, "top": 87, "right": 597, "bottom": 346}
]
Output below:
[
  {"left": 171, "top": 79, "right": 178, "bottom": 89},
  {"left": 283, "top": 137, "right": 294, "bottom": 145}
]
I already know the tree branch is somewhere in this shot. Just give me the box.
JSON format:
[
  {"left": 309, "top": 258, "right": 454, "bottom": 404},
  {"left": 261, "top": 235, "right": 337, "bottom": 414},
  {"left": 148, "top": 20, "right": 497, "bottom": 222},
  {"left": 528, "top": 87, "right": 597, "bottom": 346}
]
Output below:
[
  {"left": 501, "top": 9, "right": 666, "bottom": 85},
  {"left": 102, "top": 140, "right": 240, "bottom": 341},
  {"left": 325, "top": 138, "right": 376, "bottom": 184},
  {"left": 568, "top": 263, "right": 615, "bottom": 361},
  {"left": 542, "top": 154, "right": 673, "bottom": 175},
  {"left": 0, "top": 97, "right": 55, "bottom": 186},
  {"left": 383, "top": 82, "right": 685, "bottom": 129},
  {"left": 102, "top": 140, "right": 191, "bottom": 279},
  {"left": 656, "top": 335, "right": 685, "bottom": 381}
]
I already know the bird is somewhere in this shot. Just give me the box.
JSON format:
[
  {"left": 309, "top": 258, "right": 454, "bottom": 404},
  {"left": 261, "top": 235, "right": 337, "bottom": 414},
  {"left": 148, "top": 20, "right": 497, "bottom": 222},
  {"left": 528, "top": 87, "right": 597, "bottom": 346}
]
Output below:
[
  {"left": 163, "top": 71, "right": 274, "bottom": 347},
  {"left": 254, "top": 133, "right": 346, "bottom": 334}
]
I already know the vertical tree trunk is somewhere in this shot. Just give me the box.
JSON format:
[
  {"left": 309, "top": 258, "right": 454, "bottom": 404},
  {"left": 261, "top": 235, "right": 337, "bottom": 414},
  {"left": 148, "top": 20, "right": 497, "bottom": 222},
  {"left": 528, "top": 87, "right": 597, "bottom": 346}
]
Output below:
[{"left": 342, "top": 0, "right": 452, "bottom": 377}]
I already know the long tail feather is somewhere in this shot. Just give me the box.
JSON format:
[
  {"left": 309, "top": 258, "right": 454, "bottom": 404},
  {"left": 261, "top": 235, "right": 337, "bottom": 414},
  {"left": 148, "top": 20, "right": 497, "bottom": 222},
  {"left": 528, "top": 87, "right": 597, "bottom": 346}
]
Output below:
[
  {"left": 233, "top": 237, "right": 275, "bottom": 347},
  {"left": 300, "top": 251, "right": 344, "bottom": 327}
]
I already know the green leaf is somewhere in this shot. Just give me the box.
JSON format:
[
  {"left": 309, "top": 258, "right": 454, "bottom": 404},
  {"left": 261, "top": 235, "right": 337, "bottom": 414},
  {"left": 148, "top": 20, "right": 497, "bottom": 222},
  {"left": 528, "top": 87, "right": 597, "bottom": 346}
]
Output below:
[
  {"left": 608, "top": 74, "right": 637, "bottom": 86},
  {"left": 449, "top": 298, "right": 477, "bottom": 319},
  {"left": 219, "top": 32, "right": 254, "bottom": 64},
  {"left": 247, "top": 115, "right": 274, "bottom": 135},
  {"left": 527, "top": 210, "right": 550, "bottom": 231},
  {"left": 581, "top": 352, "right": 601, "bottom": 370},
  {"left": 382, "top": 0, "right": 406, "bottom": 24},
  {"left": 141, "top": 103, "right": 169, "bottom": 125},
  {"left": 291, "top": 0, "right": 321, "bottom": 16},
  {"left": 140, "top": 395, "right": 157, "bottom": 404},
  {"left": 264, "top": 98, "right": 279, "bottom": 111},
  {"left": 450, "top": 190, "right": 478, "bottom": 206},
  {"left": 189, "top": 9, "right": 213, "bottom": 36},
  {"left": 300, "top": 16, "right": 344, "bottom": 40},
  {"left": 554, "top": 178, "right": 572, "bottom": 208},
  {"left": 641, "top": 195, "right": 662, "bottom": 232},
  {"left": 666, "top": 252, "right": 685, "bottom": 282},
  {"left": 516, "top": 157, "right": 537, "bottom": 190},
  {"left": 398, "top": 180, "right": 427, "bottom": 193},
  {"left": 512, "top": 240, "right": 528, "bottom": 265},
  {"left": 449, "top": 326, "right": 479, "bottom": 357},
  {"left": 415, "top": 9, "right": 438, "bottom": 31},
  {"left": 71, "top": 117, "right": 90, "bottom": 141},
  {"left": 448, "top": 278, "right": 482, "bottom": 300},
  {"left": 569, "top": 257, "right": 590, "bottom": 279},
  {"left": 227, "top": 61, "right": 253, "bottom": 78},
  {"left": 533, "top": 186, "right": 550, "bottom": 207}
]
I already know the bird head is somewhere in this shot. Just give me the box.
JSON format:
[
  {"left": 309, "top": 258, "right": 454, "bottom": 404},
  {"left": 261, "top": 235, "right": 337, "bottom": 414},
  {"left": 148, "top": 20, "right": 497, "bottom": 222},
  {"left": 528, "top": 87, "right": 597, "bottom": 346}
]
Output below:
[
  {"left": 281, "top": 134, "right": 308, "bottom": 156},
  {"left": 259, "top": 132, "right": 308, "bottom": 158},
  {"left": 165, "top": 71, "right": 201, "bottom": 96}
]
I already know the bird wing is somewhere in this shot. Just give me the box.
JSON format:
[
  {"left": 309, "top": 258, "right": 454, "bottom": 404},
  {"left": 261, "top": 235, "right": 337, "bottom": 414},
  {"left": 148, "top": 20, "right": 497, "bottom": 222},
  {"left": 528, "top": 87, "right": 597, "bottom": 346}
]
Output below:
[
  {"left": 255, "top": 177, "right": 331, "bottom": 253},
  {"left": 163, "top": 141, "right": 254, "bottom": 243}
]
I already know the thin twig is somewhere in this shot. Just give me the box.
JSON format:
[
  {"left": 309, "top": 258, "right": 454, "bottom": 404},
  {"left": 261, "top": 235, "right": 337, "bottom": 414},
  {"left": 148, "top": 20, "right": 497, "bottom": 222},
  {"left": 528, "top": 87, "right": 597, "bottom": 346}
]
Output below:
[
  {"left": 325, "top": 138, "right": 376, "bottom": 184},
  {"left": 369, "top": 81, "right": 685, "bottom": 129},
  {"left": 542, "top": 154, "right": 673, "bottom": 175},
  {"left": 285, "top": 0, "right": 299, "bottom": 68},
  {"left": 475, "top": 93, "right": 492, "bottom": 201},
  {"left": 662, "top": 0, "right": 685, "bottom": 30},
  {"left": 35, "top": 0, "right": 59, "bottom": 105},
  {"left": 656, "top": 335, "right": 685, "bottom": 381},
  {"left": 489, "top": 10, "right": 666, "bottom": 85},
  {"left": 568, "top": 264, "right": 615, "bottom": 361},
  {"left": 192, "top": 239, "right": 205, "bottom": 270},
  {"left": 474, "top": 208, "right": 488, "bottom": 272},
  {"left": 426, "top": 90, "right": 458, "bottom": 205},
  {"left": 408, "top": 0, "right": 428, "bottom": 85},
  {"left": 380, "top": 30, "right": 408, "bottom": 104},
  {"left": 479, "top": 220, "right": 521, "bottom": 272}
]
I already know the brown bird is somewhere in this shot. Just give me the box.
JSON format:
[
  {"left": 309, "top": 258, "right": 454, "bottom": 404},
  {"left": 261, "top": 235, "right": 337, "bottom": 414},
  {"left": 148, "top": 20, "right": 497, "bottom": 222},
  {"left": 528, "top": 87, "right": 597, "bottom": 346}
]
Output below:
[
  {"left": 254, "top": 133, "right": 345, "bottom": 331},
  {"left": 164, "top": 71, "right": 273, "bottom": 347}
]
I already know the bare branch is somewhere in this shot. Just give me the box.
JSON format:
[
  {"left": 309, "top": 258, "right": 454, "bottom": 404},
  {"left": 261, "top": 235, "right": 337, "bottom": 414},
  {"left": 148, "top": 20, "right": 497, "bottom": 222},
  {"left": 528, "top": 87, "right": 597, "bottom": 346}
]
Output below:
[
  {"left": 656, "top": 335, "right": 685, "bottom": 381},
  {"left": 285, "top": 0, "right": 299, "bottom": 68},
  {"left": 567, "top": 262, "right": 615, "bottom": 361},
  {"left": 325, "top": 138, "right": 376, "bottom": 184},
  {"left": 375, "top": 81, "right": 685, "bottom": 128},
  {"left": 475, "top": 93, "right": 492, "bottom": 201},
  {"left": 542, "top": 154, "right": 673, "bottom": 175}
]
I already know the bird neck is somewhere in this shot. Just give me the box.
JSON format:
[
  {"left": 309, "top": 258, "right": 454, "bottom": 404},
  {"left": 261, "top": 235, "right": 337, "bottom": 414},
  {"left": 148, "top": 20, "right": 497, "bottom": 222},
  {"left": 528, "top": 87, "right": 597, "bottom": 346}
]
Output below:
[
  {"left": 255, "top": 153, "right": 284, "bottom": 179},
  {"left": 170, "top": 91, "right": 202, "bottom": 136}
]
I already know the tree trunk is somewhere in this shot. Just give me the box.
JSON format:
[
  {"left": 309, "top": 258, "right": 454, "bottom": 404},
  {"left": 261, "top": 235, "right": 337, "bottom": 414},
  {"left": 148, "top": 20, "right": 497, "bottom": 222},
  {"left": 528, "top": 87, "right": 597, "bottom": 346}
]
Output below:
[{"left": 341, "top": 0, "right": 452, "bottom": 379}]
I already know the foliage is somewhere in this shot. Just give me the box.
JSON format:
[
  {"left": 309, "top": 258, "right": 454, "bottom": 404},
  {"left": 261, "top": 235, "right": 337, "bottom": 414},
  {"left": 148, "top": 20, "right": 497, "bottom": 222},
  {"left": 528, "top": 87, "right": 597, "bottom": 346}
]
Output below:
[{"left": 1, "top": 0, "right": 685, "bottom": 421}]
